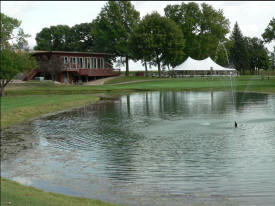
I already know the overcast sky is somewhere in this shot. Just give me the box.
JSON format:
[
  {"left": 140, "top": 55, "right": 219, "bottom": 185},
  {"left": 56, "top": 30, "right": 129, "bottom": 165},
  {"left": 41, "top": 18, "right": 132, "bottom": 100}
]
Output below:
[{"left": 2, "top": 1, "right": 275, "bottom": 70}]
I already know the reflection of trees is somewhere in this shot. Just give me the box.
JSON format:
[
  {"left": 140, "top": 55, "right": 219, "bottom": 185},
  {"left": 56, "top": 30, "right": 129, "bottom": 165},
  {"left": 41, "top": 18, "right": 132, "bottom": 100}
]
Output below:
[
  {"left": 144, "top": 92, "right": 150, "bottom": 116},
  {"left": 39, "top": 91, "right": 270, "bottom": 184},
  {"left": 159, "top": 91, "right": 165, "bottom": 115},
  {"left": 145, "top": 91, "right": 228, "bottom": 116},
  {"left": 235, "top": 92, "right": 268, "bottom": 112},
  {"left": 89, "top": 99, "right": 144, "bottom": 182},
  {"left": 43, "top": 100, "right": 144, "bottom": 182},
  {"left": 137, "top": 91, "right": 268, "bottom": 117},
  {"left": 126, "top": 94, "right": 131, "bottom": 116},
  {"left": 162, "top": 91, "right": 178, "bottom": 114},
  {"left": 211, "top": 90, "right": 214, "bottom": 111}
]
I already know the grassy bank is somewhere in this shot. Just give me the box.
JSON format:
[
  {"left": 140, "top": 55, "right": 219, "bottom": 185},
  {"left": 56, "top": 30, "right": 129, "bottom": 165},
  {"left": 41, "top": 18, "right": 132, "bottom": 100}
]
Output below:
[
  {"left": 1, "top": 178, "right": 119, "bottom": 206},
  {"left": 5, "top": 76, "right": 275, "bottom": 96},
  {"left": 1, "top": 94, "right": 99, "bottom": 128}
]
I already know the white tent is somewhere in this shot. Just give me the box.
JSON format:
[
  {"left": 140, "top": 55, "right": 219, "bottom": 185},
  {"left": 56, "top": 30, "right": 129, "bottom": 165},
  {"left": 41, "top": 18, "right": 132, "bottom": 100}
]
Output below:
[{"left": 174, "top": 57, "right": 237, "bottom": 75}]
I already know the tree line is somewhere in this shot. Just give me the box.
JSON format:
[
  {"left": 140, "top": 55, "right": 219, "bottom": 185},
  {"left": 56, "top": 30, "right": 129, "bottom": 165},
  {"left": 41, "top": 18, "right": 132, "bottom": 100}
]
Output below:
[{"left": 34, "top": 1, "right": 274, "bottom": 76}]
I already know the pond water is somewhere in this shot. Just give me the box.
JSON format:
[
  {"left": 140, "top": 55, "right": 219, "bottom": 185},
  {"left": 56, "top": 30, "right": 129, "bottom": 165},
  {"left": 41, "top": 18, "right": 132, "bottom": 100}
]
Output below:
[{"left": 2, "top": 91, "right": 275, "bottom": 206}]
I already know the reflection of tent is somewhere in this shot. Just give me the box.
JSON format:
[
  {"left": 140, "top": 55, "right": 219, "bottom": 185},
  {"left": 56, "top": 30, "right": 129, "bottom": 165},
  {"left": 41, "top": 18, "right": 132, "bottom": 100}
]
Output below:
[{"left": 174, "top": 57, "right": 237, "bottom": 76}]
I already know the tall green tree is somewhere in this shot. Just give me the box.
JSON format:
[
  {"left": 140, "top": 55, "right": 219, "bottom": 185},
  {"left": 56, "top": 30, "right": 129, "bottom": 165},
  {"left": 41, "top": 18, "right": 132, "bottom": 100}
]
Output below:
[
  {"left": 69, "top": 23, "right": 94, "bottom": 52},
  {"left": 91, "top": 1, "right": 140, "bottom": 76},
  {"left": 199, "top": 3, "right": 230, "bottom": 59},
  {"left": 229, "top": 22, "right": 249, "bottom": 74},
  {"left": 1, "top": 49, "right": 37, "bottom": 96},
  {"left": 1, "top": 12, "right": 20, "bottom": 49},
  {"left": 129, "top": 26, "right": 152, "bottom": 77},
  {"left": 164, "top": 2, "right": 200, "bottom": 60},
  {"left": 245, "top": 37, "right": 270, "bottom": 74},
  {"left": 164, "top": 2, "right": 230, "bottom": 60},
  {"left": 130, "top": 12, "right": 185, "bottom": 77},
  {"left": 0, "top": 13, "right": 37, "bottom": 96},
  {"left": 1, "top": 12, "right": 30, "bottom": 50},
  {"left": 214, "top": 39, "right": 233, "bottom": 67},
  {"left": 269, "top": 47, "right": 275, "bottom": 70},
  {"left": 262, "top": 17, "right": 275, "bottom": 43},
  {"left": 34, "top": 25, "right": 72, "bottom": 51},
  {"left": 34, "top": 23, "right": 95, "bottom": 52}
]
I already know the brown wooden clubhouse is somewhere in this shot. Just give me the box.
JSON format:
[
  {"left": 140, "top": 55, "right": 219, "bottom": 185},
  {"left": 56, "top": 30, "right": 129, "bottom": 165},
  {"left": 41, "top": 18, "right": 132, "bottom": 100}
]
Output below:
[{"left": 23, "top": 51, "right": 120, "bottom": 84}]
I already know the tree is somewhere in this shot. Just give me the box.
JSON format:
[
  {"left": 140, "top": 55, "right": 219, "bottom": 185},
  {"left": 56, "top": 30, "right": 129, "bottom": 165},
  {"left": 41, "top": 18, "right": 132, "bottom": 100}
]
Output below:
[
  {"left": 245, "top": 37, "right": 270, "bottom": 74},
  {"left": 129, "top": 28, "right": 152, "bottom": 77},
  {"left": 38, "top": 54, "right": 64, "bottom": 81},
  {"left": 91, "top": 1, "right": 140, "bottom": 76},
  {"left": 34, "top": 25, "right": 72, "bottom": 51},
  {"left": 214, "top": 39, "right": 233, "bottom": 67},
  {"left": 262, "top": 17, "right": 275, "bottom": 43},
  {"left": 1, "top": 13, "right": 30, "bottom": 50},
  {"left": 164, "top": 2, "right": 200, "bottom": 60},
  {"left": 130, "top": 12, "right": 185, "bottom": 77},
  {"left": 13, "top": 28, "right": 31, "bottom": 50},
  {"left": 164, "top": 2, "right": 230, "bottom": 60},
  {"left": 1, "top": 49, "right": 37, "bottom": 96},
  {"left": 1, "top": 13, "right": 20, "bottom": 49},
  {"left": 69, "top": 23, "right": 94, "bottom": 52},
  {"left": 269, "top": 47, "right": 275, "bottom": 70},
  {"left": 34, "top": 23, "right": 95, "bottom": 52},
  {"left": 0, "top": 13, "right": 37, "bottom": 96},
  {"left": 229, "top": 22, "right": 249, "bottom": 74},
  {"left": 199, "top": 3, "right": 230, "bottom": 59}
]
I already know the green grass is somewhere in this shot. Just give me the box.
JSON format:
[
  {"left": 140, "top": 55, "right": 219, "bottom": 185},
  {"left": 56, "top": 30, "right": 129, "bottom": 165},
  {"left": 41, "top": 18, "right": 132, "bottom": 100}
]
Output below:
[
  {"left": 1, "top": 178, "right": 120, "bottom": 206},
  {"left": 104, "top": 76, "right": 156, "bottom": 84},
  {"left": 5, "top": 76, "right": 275, "bottom": 96},
  {"left": 1, "top": 94, "right": 99, "bottom": 128},
  {"left": 111, "top": 75, "right": 275, "bottom": 93}
]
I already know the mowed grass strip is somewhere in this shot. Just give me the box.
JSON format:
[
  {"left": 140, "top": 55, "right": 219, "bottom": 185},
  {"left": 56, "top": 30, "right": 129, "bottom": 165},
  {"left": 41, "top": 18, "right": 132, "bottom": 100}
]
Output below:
[
  {"left": 1, "top": 178, "right": 120, "bottom": 206},
  {"left": 106, "top": 76, "right": 275, "bottom": 93},
  {"left": 1, "top": 94, "right": 99, "bottom": 128},
  {"left": 6, "top": 76, "right": 275, "bottom": 96},
  {"left": 104, "top": 76, "right": 156, "bottom": 84}
]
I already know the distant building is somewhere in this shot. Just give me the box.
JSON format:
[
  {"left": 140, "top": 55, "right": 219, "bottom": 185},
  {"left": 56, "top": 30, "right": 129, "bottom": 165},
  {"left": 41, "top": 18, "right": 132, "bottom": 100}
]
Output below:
[{"left": 23, "top": 51, "right": 120, "bottom": 83}]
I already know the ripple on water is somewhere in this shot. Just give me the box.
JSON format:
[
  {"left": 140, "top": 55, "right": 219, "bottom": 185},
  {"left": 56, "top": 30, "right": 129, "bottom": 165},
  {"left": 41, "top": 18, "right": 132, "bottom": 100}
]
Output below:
[{"left": 1, "top": 91, "right": 275, "bottom": 206}]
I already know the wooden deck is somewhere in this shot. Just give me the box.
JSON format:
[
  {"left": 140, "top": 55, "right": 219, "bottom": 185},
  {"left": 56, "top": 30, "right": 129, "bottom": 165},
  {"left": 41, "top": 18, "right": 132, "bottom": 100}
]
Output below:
[
  {"left": 23, "top": 68, "right": 120, "bottom": 82},
  {"left": 77, "top": 68, "right": 120, "bottom": 77}
]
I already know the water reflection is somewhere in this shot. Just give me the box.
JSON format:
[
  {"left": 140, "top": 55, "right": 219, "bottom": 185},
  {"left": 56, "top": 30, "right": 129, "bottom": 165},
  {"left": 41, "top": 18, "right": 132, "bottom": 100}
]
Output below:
[{"left": 1, "top": 91, "right": 275, "bottom": 206}]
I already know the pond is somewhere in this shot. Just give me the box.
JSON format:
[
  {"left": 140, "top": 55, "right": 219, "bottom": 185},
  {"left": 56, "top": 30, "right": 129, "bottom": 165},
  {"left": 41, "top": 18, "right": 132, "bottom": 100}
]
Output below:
[{"left": 2, "top": 91, "right": 275, "bottom": 206}]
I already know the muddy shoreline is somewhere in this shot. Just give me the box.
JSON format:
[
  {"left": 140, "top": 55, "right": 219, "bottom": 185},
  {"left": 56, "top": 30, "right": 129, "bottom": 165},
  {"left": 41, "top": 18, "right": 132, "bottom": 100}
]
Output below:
[{"left": 1, "top": 121, "right": 38, "bottom": 160}]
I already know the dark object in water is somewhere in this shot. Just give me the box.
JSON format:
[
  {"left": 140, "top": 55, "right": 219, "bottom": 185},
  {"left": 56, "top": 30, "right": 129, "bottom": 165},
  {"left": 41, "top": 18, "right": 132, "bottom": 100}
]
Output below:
[{"left": 235, "top": 121, "right": 237, "bottom": 128}]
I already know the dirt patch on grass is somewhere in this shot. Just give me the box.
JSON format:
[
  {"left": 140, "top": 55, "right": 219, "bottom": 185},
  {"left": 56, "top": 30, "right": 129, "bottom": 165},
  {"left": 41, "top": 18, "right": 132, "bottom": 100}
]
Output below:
[
  {"left": 110, "top": 79, "right": 159, "bottom": 85},
  {"left": 86, "top": 76, "right": 121, "bottom": 85}
]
